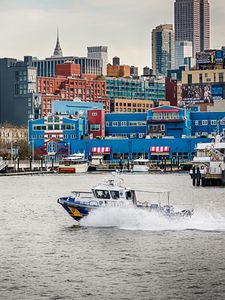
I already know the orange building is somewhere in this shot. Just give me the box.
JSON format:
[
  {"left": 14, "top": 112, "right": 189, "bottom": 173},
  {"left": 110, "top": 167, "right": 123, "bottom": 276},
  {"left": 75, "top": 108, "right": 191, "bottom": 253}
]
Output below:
[
  {"left": 114, "top": 99, "right": 154, "bottom": 113},
  {"left": 107, "top": 64, "right": 130, "bottom": 78}
]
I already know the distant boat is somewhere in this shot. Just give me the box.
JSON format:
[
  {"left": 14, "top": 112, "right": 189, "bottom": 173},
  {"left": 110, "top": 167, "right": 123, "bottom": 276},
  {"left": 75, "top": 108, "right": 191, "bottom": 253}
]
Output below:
[
  {"left": 190, "top": 135, "right": 225, "bottom": 186},
  {"left": 58, "top": 153, "right": 89, "bottom": 174},
  {"left": 58, "top": 173, "right": 193, "bottom": 222},
  {"left": 132, "top": 158, "right": 150, "bottom": 172}
]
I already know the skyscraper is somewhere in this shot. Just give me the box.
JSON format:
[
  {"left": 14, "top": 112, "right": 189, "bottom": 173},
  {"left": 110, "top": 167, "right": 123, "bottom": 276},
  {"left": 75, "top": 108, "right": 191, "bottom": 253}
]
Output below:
[
  {"left": 174, "top": 0, "right": 210, "bottom": 56},
  {"left": 87, "top": 46, "right": 108, "bottom": 76},
  {"left": 175, "top": 40, "right": 193, "bottom": 68},
  {"left": 152, "top": 24, "right": 175, "bottom": 76},
  {"left": 52, "top": 29, "right": 63, "bottom": 57}
]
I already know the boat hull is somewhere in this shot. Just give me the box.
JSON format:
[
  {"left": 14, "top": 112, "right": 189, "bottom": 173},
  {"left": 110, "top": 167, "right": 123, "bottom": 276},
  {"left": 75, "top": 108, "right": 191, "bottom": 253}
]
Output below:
[
  {"left": 58, "top": 197, "right": 93, "bottom": 221},
  {"left": 58, "top": 197, "right": 193, "bottom": 222},
  {"left": 58, "top": 163, "right": 89, "bottom": 174},
  {"left": 132, "top": 166, "right": 149, "bottom": 172}
]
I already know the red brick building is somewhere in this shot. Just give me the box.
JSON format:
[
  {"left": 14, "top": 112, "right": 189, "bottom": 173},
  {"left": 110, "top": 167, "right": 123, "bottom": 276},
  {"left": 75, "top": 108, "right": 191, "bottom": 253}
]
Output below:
[
  {"left": 165, "top": 78, "right": 178, "bottom": 107},
  {"left": 37, "top": 63, "right": 110, "bottom": 116},
  {"left": 87, "top": 109, "right": 105, "bottom": 138}
]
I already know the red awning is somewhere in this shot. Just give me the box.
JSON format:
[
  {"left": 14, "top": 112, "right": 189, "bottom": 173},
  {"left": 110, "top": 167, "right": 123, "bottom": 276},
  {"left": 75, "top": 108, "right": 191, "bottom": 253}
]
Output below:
[
  {"left": 150, "top": 146, "right": 170, "bottom": 153},
  {"left": 92, "top": 147, "right": 111, "bottom": 154}
]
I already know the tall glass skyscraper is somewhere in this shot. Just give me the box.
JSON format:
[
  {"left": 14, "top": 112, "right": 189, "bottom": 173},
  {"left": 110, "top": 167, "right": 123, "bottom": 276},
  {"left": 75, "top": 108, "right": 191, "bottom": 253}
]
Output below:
[
  {"left": 174, "top": 0, "right": 210, "bottom": 56},
  {"left": 152, "top": 24, "right": 175, "bottom": 77}
]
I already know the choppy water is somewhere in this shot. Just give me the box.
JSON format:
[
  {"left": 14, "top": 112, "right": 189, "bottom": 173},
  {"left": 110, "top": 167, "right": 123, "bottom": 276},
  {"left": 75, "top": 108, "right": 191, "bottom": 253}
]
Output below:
[{"left": 1, "top": 173, "right": 225, "bottom": 300}]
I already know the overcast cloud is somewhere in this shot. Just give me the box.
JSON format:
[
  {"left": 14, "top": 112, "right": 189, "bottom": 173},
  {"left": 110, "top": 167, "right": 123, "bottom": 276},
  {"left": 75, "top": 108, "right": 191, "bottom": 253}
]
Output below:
[{"left": 0, "top": 0, "right": 224, "bottom": 69}]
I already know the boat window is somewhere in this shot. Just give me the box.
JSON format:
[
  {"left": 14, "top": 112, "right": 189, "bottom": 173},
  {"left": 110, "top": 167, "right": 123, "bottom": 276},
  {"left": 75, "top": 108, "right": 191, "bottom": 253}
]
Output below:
[
  {"left": 126, "top": 191, "right": 132, "bottom": 200},
  {"left": 95, "top": 190, "right": 110, "bottom": 199},
  {"left": 110, "top": 191, "right": 120, "bottom": 199}
]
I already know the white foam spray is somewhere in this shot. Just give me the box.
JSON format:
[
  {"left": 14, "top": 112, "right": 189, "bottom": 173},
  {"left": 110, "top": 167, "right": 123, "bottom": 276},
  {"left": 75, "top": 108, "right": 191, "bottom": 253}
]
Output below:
[{"left": 80, "top": 207, "right": 225, "bottom": 232}]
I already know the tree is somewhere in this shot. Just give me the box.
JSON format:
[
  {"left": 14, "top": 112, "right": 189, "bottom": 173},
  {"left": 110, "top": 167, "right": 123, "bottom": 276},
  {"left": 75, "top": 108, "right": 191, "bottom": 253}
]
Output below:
[{"left": 16, "top": 139, "right": 31, "bottom": 160}]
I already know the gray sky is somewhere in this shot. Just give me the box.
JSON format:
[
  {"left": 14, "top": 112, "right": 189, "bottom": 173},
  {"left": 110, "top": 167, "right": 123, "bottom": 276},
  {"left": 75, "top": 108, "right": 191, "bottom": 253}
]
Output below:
[{"left": 0, "top": 0, "right": 224, "bottom": 69}]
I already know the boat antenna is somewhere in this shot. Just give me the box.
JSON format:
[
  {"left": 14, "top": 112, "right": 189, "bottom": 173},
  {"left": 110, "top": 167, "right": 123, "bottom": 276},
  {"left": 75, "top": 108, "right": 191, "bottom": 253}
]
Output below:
[
  {"left": 168, "top": 192, "right": 170, "bottom": 206},
  {"left": 112, "top": 171, "right": 124, "bottom": 187}
]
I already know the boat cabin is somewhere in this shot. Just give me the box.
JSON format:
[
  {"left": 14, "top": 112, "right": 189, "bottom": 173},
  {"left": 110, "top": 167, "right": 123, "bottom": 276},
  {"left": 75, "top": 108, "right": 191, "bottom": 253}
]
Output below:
[{"left": 91, "top": 183, "right": 135, "bottom": 202}]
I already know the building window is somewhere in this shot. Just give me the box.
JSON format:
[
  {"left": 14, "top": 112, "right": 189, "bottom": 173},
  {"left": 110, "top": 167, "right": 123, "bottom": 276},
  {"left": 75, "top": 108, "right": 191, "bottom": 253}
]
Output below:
[
  {"left": 32, "top": 135, "right": 37, "bottom": 139},
  {"left": 61, "top": 124, "right": 75, "bottom": 130},
  {"left": 90, "top": 124, "right": 100, "bottom": 131},
  {"left": 195, "top": 121, "right": 199, "bottom": 125},
  {"left": 219, "top": 73, "right": 224, "bottom": 83},
  {"left": 63, "top": 134, "right": 68, "bottom": 139},
  {"left": 112, "top": 122, "right": 118, "bottom": 127},
  {"left": 92, "top": 112, "right": 97, "bottom": 116},
  {"left": 121, "top": 121, "right": 127, "bottom": 126},
  {"left": 188, "top": 74, "right": 192, "bottom": 85},
  {"left": 221, "top": 120, "right": 225, "bottom": 125},
  {"left": 199, "top": 74, "right": 203, "bottom": 84},
  {"left": 105, "top": 121, "right": 109, "bottom": 127},
  {"left": 202, "top": 120, "right": 208, "bottom": 126},
  {"left": 211, "top": 120, "right": 217, "bottom": 125},
  {"left": 48, "top": 141, "right": 57, "bottom": 154},
  {"left": 48, "top": 116, "right": 53, "bottom": 123},
  {"left": 71, "top": 134, "right": 76, "bottom": 139},
  {"left": 54, "top": 116, "right": 60, "bottom": 123},
  {"left": 48, "top": 125, "right": 53, "bottom": 130}
]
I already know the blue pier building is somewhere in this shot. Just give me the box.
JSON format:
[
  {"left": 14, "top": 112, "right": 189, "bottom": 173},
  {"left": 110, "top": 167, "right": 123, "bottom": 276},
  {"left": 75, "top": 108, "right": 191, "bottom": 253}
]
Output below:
[
  {"left": 28, "top": 114, "right": 88, "bottom": 158},
  {"left": 28, "top": 105, "right": 225, "bottom": 161}
]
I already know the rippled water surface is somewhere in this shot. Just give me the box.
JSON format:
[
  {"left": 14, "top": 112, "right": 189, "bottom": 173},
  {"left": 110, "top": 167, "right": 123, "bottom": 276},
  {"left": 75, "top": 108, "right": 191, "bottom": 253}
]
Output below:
[{"left": 1, "top": 173, "right": 225, "bottom": 300}]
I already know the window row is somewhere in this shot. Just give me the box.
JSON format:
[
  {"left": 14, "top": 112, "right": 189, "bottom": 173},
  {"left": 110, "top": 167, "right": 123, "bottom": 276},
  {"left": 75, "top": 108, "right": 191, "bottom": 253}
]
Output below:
[
  {"left": 31, "top": 134, "right": 76, "bottom": 140},
  {"left": 33, "top": 124, "right": 75, "bottom": 131},
  {"left": 152, "top": 112, "right": 179, "bottom": 120},
  {"left": 194, "top": 120, "right": 225, "bottom": 126},
  {"left": 106, "top": 121, "right": 147, "bottom": 127}
]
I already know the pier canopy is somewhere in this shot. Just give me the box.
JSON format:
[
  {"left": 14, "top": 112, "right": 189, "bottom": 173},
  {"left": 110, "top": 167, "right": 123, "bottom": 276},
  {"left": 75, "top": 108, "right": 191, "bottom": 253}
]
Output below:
[
  {"left": 150, "top": 146, "right": 170, "bottom": 155},
  {"left": 92, "top": 147, "right": 111, "bottom": 154}
]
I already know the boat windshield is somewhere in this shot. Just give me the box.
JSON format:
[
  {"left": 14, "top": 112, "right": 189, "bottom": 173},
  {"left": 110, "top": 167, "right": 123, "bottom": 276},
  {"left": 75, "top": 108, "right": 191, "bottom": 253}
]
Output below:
[
  {"left": 110, "top": 190, "right": 120, "bottom": 199},
  {"left": 94, "top": 190, "right": 110, "bottom": 199}
]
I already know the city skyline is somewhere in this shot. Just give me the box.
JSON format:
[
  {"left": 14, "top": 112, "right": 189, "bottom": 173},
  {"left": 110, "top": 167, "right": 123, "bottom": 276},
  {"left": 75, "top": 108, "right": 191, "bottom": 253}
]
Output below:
[{"left": 0, "top": 0, "right": 224, "bottom": 69}]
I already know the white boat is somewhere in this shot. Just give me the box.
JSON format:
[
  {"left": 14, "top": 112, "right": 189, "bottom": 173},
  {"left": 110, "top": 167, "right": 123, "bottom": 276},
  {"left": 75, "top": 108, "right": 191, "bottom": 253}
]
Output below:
[
  {"left": 190, "top": 135, "right": 225, "bottom": 186},
  {"left": 58, "top": 173, "right": 193, "bottom": 222},
  {"left": 58, "top": 153, "right": 89, "bottom": 174},
  {"left": 132, "top": 158, "right": 150, "bottom": 172}
]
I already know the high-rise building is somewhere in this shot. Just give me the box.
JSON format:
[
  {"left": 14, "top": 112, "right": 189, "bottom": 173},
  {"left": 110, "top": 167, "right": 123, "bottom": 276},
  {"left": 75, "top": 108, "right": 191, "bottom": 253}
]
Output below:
[
  {"left": 87, "top": 46, "right": 108, "bottom": 76},
  {"left": 0, "top": 58, "right": 41, "bottom": 126},
  {"left": 152, "top": 24, "right": 175, "bottom": 76},
  {"left": 175, "top": 41, "right": 193, "bottom": 68},
  {"left": 174, "top": 0, "right": 210, "bottom": 55},
  {"left": 31, "top": 56, "right": 102, "bottom": 77}
]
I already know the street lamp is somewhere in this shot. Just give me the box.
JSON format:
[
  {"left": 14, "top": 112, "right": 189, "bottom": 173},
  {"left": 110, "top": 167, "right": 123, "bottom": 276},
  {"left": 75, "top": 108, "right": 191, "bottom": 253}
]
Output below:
[{"left": 32, "top": 140, "right": 35, "bottom": 167}]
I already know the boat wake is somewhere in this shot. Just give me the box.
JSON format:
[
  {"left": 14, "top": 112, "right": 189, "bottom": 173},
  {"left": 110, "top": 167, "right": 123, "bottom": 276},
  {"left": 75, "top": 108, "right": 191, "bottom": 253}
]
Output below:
[{"left": 80, "top": 207, "right": 225, "bottom": 232}]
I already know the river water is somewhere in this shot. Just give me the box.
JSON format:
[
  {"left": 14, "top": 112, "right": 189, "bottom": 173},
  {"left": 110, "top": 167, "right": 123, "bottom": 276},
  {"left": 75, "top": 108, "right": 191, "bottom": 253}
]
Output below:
[{"left": 1, "top": 173, "right": 225, "bottom": 300}]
